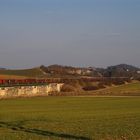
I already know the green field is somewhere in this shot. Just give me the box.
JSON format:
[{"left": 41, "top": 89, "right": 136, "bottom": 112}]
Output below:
[
  {"left": 0, "top": 97, "right": 140, "bottom": 140},
  {"left": 92, "top": 82, "right": 140, "bottom": 96}
]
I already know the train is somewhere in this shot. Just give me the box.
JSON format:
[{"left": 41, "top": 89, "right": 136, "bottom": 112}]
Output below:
[
  {"left": 0, "top": 78, "right": 65, "bottom": 86},
  {"left": 0, "top": 79, "right": 47, "bottom": 86},
  {"left": 0, "top": 77, "right": 130, "bottom": 86}
]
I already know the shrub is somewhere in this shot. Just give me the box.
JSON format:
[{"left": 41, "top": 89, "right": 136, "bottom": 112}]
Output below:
[
  {"left": 83, "top": 86, "right": 99, "bottom": 91},
  {"left": 61, "top": 84, "right": 76, "bottom": 92},
  {"left": 98, "top": 83, "right": 106, "bottom": 89},
  {"left": 112, "top": 80, "right": 125, "bottom": 85}
]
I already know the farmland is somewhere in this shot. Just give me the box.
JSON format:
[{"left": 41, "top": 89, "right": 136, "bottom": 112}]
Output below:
[{"left": 0, "top": 97, "right": 140, "bottom": 140}]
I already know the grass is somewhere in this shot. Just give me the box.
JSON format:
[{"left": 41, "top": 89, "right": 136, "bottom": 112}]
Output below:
[
  {"left": 0, "top": 97, "right": 140, "bottom": 140},
  {"left": 108, "top": 81, "right": 140, "bottom": 91},
  {"left": 0, "top": 68, "right": 45, "bottom": 78},
  {"left": 0, "top": 75, "right": 28, "bottom": 79},
  {"left": 92, "top": 81, "right": 140, "bottom": 96}
]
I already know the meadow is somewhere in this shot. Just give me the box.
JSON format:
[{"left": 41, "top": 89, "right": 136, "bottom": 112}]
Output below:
[
  {"left": 0, "top": 97, "right": 140, "bottom": 140},
  {"left": 92, "top": 81, "right": 140, "bottom": 96}
]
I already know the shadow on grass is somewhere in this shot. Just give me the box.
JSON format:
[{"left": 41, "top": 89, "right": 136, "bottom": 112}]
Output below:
[{"left": 0, "top": 121, "right": 90, "bottom": 140}]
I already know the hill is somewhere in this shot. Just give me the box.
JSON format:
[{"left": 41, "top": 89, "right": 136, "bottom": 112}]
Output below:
[
  {"left": 91, "top": 81, "right": 140, "bottom": 96},
  {"left": 0, "top": 68, "right": 6, "bottom": 70},
  {"left": 0, "top": 67, "right": 47, "bottom": 78},
  {"left": 0, "top": 64, "right": 139, "bottom": 80},
  {"left": 40, "top": 65, "right": 102, "bottom": 77},
  {"left": 98, "top": 64, "right": 140, "bottom": 79},
  {"left": 0, "top": 65, "right": 102, "bottom": 79}
]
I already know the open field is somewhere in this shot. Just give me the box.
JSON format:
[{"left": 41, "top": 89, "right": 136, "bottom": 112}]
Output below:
[{"left": 0, "top": 97, "right": 140, "bottom": 140}]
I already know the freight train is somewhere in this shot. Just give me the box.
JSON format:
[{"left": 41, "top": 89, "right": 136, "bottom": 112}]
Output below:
[
  {"left": 0, "top": 77, "right": 130, "bottom": 86},
  {"left": 0, "top": 79, "right": 47, "bottom": 86},
  {"left": 0, "top": 78, "right": 64, "bottom": 86}
]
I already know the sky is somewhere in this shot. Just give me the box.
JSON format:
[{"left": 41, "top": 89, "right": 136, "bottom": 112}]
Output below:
[{"left": 0, "top": 0, "right": 140, "bottom": 69}]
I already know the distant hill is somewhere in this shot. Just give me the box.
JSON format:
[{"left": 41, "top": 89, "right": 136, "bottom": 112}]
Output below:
[
  {"left": 40, "top": 65, "right": 102, "bottom": 77},
  {"left": 0, "top": 64, "right": 139, "bottom": 79},
  {"left": 98, "top": 64, "right": 140, "bottom": 79},
  {"left": 0, "top": 68, "right": 6, "bottom": 70}
]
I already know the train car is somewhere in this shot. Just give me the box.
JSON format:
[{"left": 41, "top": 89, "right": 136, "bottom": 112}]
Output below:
[
  {"left": 0, "top": 79, "right": 4, "bottom": 85},
  {"left": 0, "top": 78, "right": 48, "bottom": 86},
  {"left": 0, "top": 79, "right": 9, "bottom": 85}
]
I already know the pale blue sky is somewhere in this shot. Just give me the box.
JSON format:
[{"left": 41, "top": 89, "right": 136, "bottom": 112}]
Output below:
[{"left": 0, "top": 0, "right": 140, "bottom": 68}]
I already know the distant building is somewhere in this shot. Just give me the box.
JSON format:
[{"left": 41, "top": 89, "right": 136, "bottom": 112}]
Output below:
[
  {"left": 137, "top": 71, "right": 140, "bottom": 74},
  {"left": 126, "top": 69, "right": 129, "bottom": 72}
]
